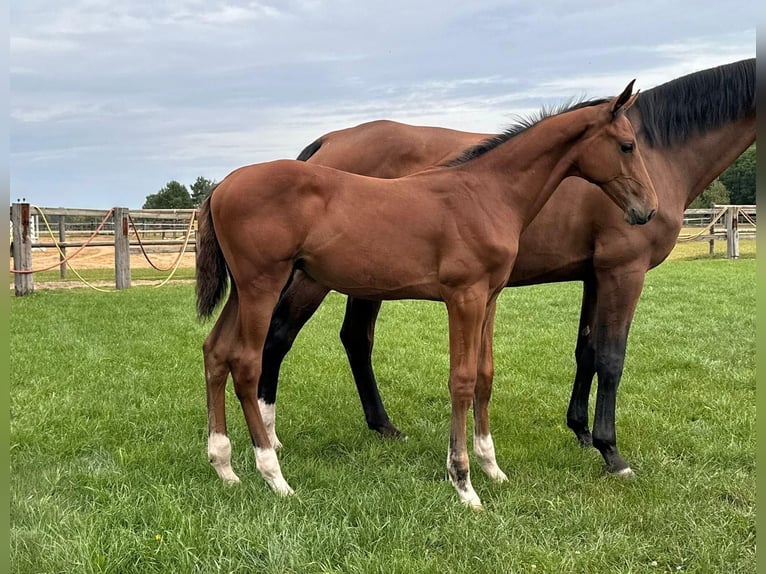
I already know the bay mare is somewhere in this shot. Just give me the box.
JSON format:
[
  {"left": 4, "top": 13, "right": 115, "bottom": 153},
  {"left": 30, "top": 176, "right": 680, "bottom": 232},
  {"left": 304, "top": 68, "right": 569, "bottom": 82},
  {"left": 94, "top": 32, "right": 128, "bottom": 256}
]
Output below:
[
  {"left": 251, "top": 58, "right": 756, "bottom": 478},
  {"left": 196, "top": 84, "right": 657, "bottom": 507}
]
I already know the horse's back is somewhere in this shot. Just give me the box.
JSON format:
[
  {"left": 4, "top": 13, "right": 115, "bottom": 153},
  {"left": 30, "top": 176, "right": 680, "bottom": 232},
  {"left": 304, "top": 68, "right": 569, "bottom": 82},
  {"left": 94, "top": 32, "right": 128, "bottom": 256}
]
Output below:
[{"left": 307, "top": 120, "right": 488, "bottom": 177}]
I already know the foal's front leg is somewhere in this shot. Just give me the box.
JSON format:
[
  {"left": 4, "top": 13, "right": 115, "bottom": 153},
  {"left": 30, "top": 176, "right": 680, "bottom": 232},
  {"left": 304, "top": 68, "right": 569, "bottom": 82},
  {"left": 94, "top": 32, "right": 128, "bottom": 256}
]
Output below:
[
  {"left": 472, "top": 300, "right": 508, "bottom": 482},
  {"left": 444, "top": 287, "right": 489, "bottom": 509}
]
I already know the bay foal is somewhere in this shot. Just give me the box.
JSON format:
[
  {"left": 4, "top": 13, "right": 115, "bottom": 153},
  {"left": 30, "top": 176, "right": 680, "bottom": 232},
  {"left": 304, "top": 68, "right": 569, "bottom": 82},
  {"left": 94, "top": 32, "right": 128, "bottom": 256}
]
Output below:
[{"left": 196, "top": 83, "right": 657, "bottom": 507}]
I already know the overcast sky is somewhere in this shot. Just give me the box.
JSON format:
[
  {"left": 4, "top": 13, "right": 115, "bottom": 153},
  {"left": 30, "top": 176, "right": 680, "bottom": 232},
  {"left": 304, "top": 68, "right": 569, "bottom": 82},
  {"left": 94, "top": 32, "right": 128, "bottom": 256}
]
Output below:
[{"left": 10, "top": 1, "right": 756, "bottom": 209}]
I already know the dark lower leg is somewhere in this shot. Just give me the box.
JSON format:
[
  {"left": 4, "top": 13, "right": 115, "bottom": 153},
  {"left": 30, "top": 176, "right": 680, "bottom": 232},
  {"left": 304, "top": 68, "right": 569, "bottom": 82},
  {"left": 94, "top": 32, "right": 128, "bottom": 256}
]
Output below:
[
  {"left": 592, "top": 339, "right": 631, "bottom": 474},
  {"left": 340, "top": 297, "right": 403, "bottom": 438},
  {"left": 567, "top": 335, "right": 596, "bottom": 447},
  {"left": 258, "top": 270, "right": 329, "bottom": 404},
  {"left": 566, "top": 280, "right": 597, "bottom": 447}
]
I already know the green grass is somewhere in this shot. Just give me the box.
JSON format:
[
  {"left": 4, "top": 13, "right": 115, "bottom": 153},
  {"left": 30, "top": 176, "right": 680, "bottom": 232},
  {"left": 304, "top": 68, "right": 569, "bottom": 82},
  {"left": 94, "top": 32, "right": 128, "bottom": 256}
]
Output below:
[{"left": 10, "top": 258, "right": 754, "bottom": 573}]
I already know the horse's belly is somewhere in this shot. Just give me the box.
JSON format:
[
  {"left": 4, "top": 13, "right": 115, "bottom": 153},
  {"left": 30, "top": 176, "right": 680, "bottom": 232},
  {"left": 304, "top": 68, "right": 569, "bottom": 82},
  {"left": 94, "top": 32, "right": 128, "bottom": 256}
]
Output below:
[{"left": 299, "top": 249, "right": 441, "bottom": 301}]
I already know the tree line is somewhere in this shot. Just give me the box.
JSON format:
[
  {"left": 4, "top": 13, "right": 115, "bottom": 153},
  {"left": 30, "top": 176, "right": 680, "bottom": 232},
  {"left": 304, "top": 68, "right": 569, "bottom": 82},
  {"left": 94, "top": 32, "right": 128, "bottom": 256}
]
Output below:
[{"left": 143, "top": 144, "right": 756, "bottom": 209}]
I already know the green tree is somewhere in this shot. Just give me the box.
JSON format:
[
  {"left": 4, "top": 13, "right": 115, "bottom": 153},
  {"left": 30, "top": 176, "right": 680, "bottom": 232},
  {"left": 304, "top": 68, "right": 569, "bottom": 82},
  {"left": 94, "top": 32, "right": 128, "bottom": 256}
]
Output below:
[
  {"left": 143, "top": 181, "right": 194, "bottom": 209},
  {"left": 719, "top": 144, "right": 755, "bottom": 205},
  {"left": 689, "top": 179, "right": 730, "bottom": 209},
  {"left": 190, "top": 176, "right": 216, "bottom": 207}
]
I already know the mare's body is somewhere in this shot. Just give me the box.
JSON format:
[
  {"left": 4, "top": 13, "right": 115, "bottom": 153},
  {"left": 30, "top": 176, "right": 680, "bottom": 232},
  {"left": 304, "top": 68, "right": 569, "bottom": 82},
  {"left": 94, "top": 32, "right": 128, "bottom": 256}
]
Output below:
[{"left": 254, "top": 58, "right": 756, "bottom": 475}]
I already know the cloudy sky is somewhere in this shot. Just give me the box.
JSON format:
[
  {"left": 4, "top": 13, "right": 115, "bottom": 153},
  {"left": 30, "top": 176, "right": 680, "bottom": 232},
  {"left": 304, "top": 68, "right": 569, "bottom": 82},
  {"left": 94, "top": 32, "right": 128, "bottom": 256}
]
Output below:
[{"left": 10, "top": 1, "right": 756, "bottom": 209}]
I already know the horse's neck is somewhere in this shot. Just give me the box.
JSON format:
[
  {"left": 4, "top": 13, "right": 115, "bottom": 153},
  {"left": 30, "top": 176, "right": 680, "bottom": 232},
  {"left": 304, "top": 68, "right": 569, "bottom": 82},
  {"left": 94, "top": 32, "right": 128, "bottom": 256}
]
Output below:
[
  {"left": 633, "top": 111, "right": 755, "bottom": 209},
  {"left": 466, "top": 115, "right": 587, "bottom": 227}
]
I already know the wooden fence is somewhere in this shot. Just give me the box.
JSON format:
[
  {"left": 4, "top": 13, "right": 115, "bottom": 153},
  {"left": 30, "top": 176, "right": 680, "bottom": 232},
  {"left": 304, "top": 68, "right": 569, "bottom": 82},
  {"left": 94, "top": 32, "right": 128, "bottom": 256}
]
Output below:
[
  {"left": 679, "top": 204, "right": 756, "bottom": 258},
  {"left": 9, "top": 203, "right": 756, "bottom": 296},
  {"left": 10, "top": 205, "right": 196, "bottom": 296}
]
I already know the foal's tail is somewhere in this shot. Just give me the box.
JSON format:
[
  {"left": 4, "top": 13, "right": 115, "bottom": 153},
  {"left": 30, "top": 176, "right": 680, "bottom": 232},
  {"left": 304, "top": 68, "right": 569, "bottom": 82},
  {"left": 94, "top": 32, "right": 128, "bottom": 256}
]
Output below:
[{"left": 196, "top": 186, "right": 232, "bottom": 320}]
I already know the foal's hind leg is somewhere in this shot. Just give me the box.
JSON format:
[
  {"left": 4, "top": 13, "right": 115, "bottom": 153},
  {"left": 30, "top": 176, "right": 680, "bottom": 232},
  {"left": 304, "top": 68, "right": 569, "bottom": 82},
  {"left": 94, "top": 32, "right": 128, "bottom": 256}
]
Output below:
[
  {"left": 203, "top": 293, "right": 240, "bottom": 484},
  {"left": 472, "top": 300, "right": 508, "bottom": 482},
  {"left": 232, "top": 268, "right": 295, "bottom": 495}
]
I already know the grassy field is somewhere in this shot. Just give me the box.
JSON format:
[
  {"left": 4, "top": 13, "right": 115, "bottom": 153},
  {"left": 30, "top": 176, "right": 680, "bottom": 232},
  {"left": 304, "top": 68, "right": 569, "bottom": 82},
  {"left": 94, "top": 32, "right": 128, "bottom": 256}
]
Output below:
[{"left": 10, "top": 253, "right": 755, "bottom": 573}]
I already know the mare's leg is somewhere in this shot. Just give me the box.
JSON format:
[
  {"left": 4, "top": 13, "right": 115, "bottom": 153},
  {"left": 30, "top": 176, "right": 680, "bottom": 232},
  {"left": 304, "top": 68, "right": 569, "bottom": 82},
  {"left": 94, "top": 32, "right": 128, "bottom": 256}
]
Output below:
[
  {"left": 566, "top": 278, "right": 597, "bottom": 447},
  {"left": 591, "top": 268, "right": 646, "bottom": 477},
  {"left": 203, "top": 293, "right": 240, "bottom": 484},
  {"left": 339, "top": 297, "right": 404, "bottom": 438},
  {"left": 472, "top": 300, "right": 508, "bottom": 482},
  {"left": 232, "top": 267, "right": 295, "bottom": 495},
  {"left": 444, "top": 287, "right": 490, "bottom": 509},
  {"left": 258, "top": 270, "right": 330, "bottom": 449}
]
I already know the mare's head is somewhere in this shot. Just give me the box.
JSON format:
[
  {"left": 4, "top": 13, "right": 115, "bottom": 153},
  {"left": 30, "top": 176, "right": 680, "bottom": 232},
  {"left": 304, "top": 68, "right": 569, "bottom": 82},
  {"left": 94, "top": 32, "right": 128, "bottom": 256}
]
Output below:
[{"left": 574, "top": 81, "right": 657, "bottom": 225}]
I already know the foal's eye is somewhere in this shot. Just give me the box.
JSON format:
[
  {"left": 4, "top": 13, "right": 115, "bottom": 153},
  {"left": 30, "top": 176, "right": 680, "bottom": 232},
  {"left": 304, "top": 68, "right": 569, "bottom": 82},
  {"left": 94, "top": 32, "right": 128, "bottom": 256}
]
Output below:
[{"left": 620, "top": 142, "right": 634, "bottom": 153}]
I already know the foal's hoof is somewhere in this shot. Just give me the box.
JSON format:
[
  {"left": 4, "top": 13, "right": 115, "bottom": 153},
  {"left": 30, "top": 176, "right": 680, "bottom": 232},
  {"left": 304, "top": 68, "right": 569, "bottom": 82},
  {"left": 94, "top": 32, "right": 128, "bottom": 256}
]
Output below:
[
  {"left": 270, "top": 480, "right": 295, "bottom": 497},
  {"left": 482, "top": 465, "right": 508, "bottom": 483},
  {"left": 222, "top": 476, "right": 241, "bottom": 486},
  {"left": 458, "top": 492, "right": 483, "bottom": 510},
  {"left": 466, "top": 500, "right": 483, "bottom": 511}
]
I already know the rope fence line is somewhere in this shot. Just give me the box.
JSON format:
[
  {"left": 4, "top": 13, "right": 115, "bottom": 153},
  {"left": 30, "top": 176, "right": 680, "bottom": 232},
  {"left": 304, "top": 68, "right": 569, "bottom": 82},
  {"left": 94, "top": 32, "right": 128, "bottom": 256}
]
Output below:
[
  {"left": 9, "top": 203, "right": 756, "bottom": 296},
  {"left": 740, "top": 210, "right": 757, "bottom": 227},
  {"left": 27, "top": 206, "right": 117, "bottom": 293},
  {"left": 10, "top": 207, "right": 115, "bottom": 274},
  {"left": 676, "top": 206, "right": 728, "bottom": 242},
  {"left": 129, "top": 211, "right": 197, "bottom": 273},
  {"left": 10, "top": 203, "right": 199, "bottom": 295}
]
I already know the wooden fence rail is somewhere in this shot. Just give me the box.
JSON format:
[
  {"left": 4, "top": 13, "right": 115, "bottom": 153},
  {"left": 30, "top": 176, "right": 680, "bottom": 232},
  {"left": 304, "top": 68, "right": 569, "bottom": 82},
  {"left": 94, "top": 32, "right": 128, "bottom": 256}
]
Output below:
[{"left": 9, "top": 203, "right": 756, "bottom": 296}]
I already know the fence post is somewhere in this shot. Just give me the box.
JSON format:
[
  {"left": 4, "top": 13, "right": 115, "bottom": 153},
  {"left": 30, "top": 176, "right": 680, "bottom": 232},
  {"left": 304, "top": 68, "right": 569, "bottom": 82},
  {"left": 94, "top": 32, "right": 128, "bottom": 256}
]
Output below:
[
  {"left": 725, "top": 205, "right": 739, "bottom": 259},
  {"left": 11, "top": 202, "right": 34, "bottom": 296},
  {"left": 708, "top": 206, "right": 715, "bottom": 255},
  {"left": 58, "top": 215, "right": 67, "bottom": 278},
  {"left": 113, "top": 207, "right": 131, "bottom": 289}
]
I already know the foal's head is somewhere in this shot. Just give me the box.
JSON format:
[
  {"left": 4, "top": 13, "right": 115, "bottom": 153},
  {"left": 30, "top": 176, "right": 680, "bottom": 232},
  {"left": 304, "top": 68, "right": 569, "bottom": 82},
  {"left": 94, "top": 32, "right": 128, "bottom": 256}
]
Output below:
[{"left": 573, "top": 81, "right": 658, "bottom": 225}]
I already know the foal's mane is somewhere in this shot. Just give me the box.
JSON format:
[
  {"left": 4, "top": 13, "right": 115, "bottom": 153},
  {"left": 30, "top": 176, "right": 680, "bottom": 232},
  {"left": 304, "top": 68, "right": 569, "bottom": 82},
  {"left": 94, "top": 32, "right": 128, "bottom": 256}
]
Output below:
[
  {"left": 632, "top": 58, "right": 755, "bottom": 148},
  {"left": 443, "top": 97, "right": 608, "bottom": 167}
]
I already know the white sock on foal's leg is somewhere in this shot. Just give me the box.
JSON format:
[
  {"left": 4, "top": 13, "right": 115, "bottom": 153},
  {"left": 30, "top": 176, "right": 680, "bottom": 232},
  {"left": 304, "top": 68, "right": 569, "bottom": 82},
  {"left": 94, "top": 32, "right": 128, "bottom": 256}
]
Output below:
[
  {"left": 255, "top": 446, "right": 294, "bottom": 496},
  {"left": 447, "top": 447, "right": 482, "bottom": 509},
  {"left": 208, "top": 432, "right": 240, "bottom": 485},
  {"left": 473, "top": 433, "right": 508, "bottom": 482},
  {"left": 258, "top": 398, "right": 283, "bottom": 450}
]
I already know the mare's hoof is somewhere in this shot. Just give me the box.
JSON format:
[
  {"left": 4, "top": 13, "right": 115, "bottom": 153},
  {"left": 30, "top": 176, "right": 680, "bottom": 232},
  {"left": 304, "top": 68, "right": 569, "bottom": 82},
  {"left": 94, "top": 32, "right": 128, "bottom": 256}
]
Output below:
[
  {"left": 577, "top": 433, "right": 594, "bottom": 448},
  {"left": 603, "top": 465, "right": 636, "bottom": 480},
  {"left": 375, "top": 423, "right": 407, "bottom": 440}
]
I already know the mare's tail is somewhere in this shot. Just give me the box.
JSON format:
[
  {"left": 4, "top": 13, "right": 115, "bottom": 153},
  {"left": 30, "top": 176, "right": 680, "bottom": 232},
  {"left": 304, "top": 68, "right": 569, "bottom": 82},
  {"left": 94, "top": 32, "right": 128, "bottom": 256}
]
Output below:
[{"left": 196, "top": 186, "right": 232, "bottom": 320}]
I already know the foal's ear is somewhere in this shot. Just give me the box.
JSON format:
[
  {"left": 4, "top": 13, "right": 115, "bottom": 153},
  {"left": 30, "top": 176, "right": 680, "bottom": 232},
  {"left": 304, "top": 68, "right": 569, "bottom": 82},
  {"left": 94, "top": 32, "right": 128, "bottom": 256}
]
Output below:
[{"left": 611, "top": 79, "right": 637, "bottom": 117}]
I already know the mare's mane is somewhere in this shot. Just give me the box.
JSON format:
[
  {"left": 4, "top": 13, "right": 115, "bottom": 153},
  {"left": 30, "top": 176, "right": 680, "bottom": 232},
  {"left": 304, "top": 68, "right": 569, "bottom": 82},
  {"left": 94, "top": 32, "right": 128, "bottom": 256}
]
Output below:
[
  {"left": 445, "top": 58, "right": 755, "bottom": 165},
  {"left": 634, "top": 58, "right": 755, "bottom": 148}
]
